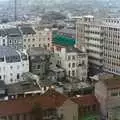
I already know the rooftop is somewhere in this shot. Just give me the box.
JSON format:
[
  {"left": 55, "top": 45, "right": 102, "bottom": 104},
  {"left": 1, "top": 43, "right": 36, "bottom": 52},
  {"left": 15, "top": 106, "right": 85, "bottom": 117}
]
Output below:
[
  {"left": 53, "top": 33, "right": 75, "bottom": 47},
  {"left": 7, "top": 79, "right": 40, "bottom": 95},
  {"left": 27, "top": 47, "right": 50, "bottom": 56},
  {"left": 58, "top": 28, "right": 76, "bottom": 35},
  {"left": 102, "top": 76, "right": 120, "bottom": 89},
  {"left": 20, "top": 27, "right": 36, "bottom": 35},
  {"left": 5, "top": 28, "right": 21, "bottom": 37},
  {"left": 0, "top": 89, "right": 67, "bottom": 116},
  {"left": 71, "top": 95, "right": 99, "bottom": 106},
  {"left": 0, "top": 46, "right": 20, "bottom": 58}
]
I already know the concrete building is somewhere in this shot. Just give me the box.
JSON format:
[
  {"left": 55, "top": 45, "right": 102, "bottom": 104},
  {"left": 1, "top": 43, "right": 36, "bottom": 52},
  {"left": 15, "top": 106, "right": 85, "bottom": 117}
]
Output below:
[
  {"left": 27, "top": 47, "right": 50, "bottom": 77},
  {"left": 5, "top": 27, "right": 23, "bottom": 51},
  {"left": 0, "top": 46, "right": 29, "bottom": 84},
  {"left": 76, "top": 15, "right": 104, "bottom": 75},
  {"left": 103, "top": 18, "right": 120, "bottom": 75},
  {"left": 53, "top": 45, "right": 88, "bottom": 81},
  {"left": 95, "top": 76, "right": 120, "bottom": 120}
]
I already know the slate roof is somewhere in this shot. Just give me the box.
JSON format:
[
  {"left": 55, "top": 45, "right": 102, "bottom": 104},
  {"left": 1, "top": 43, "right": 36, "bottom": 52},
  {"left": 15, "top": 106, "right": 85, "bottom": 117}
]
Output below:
[
  {"left": 20, "top": 27, "right": 36, "bottom": 35},
  {"left": 5, "top": 28, "right": 22, "bottom": 37},
  {"left": 0, "top": 46, "right": 19, "bottom": 58}
]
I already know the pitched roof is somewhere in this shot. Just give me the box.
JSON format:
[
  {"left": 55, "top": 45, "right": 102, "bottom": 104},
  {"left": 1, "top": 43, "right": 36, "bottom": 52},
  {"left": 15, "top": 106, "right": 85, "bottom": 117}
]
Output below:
[
  {"left": 0, "top": 89, "right": 67, "bottom": 116},
  {"left": 20, "top": 27, "right": 36, "bottom": 35},
  {"left": 102, "top": 76, "right": 120, "bottom": 89},
  {"left": 71, "top": 95, "right": 99, "bottom": 106},
  {"left": 5, "top": 28, "right": 21, "bottom": 37}
]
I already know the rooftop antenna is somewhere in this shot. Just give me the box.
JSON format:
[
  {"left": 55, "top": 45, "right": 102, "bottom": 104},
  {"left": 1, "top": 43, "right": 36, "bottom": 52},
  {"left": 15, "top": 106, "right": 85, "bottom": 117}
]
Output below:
[{"left": 14, "top": 0, "right": 17, "bottom": 21}]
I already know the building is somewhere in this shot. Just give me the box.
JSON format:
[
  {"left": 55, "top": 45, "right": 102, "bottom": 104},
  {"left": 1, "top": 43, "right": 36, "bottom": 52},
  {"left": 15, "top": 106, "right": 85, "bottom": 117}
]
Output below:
[
  {"left": 76, "top": 15, "right": 104, "bottom": 75},
  {"left": 5, "top": 27, "right": 23, "bottom": 51},
  {"left": 0, "top": 89, "right": 79, "bottom": 120},
  {"left": 19, "top": 26, "right": 37, "bottom": 50},
  {"left": 71, "top": 95, "right": 100, "bottom": 120},
  {"left": 27, "top": 47, "right": 50, "bottom": 77},
  {"left": 0, "top": 29, "right": 7, "bottom": 46},
  {"left": 103, "top": 18, "right": 120, "bottom": 75},
  {"left": 53, "top": 45, "right": 88, "bottom": 81},
  {"left": 0, "top": 46, "right": 29, "bottom": 84},
  {"left": 35, "top": 28, "right": 52, "bottom": 50},
  {"left": 95, "top": 76, "right": 120, "bottom": 120}
]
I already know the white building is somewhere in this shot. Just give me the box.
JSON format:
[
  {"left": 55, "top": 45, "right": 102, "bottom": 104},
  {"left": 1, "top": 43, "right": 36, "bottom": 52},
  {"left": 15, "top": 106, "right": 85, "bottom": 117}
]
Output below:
[
  {"left": 53, "top": 45, "right": 88, "bottom": 81},
  {"left": 76, "top": 15, "right": 104, "bottom": 74},
  {"left": 0, "top": 46, "right": 29, "bottom": 84},
  {"left": 0, "top": 29, "right": 7, "bottom": 46},
  {"left": 103, "top": 18, "right": 120, "bottom": 75}
]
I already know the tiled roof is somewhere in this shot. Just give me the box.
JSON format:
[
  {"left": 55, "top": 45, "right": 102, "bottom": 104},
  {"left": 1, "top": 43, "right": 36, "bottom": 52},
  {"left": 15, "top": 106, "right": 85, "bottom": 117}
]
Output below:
[
  {"left": 102, "top": 76, "right": 120, "bottom": 89},
  {"left": 0, "top": 89, "right": 67, "bottom": 116},
  {"left": 5, "top": 28, "right": 21, "bottom": 36},
  {"left": 71, "top": 95, "right": 99, "bottom": 106}
]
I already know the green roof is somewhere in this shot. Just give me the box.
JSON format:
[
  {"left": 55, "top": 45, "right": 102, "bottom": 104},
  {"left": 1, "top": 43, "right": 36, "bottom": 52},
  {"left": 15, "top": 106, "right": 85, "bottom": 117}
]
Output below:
[
  {"left": 81, "top": 113, "right": 100, "bottom": 120},
  {"left": 53, "top": 34, "right": 75, "bottom": 47}
]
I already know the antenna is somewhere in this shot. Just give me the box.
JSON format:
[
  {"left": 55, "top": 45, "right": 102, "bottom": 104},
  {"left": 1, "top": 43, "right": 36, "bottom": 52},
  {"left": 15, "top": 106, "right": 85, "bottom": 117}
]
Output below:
[{"left": 14, "top": 0, "right": 17, "bottom": 21}]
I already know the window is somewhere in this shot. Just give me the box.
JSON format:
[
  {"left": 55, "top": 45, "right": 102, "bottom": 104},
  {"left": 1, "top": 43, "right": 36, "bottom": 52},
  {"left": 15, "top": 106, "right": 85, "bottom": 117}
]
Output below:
[
  {"left": 68, "top": 70, "right": 71, "bottom": 76},
  {"left": 10, "top": 79, "right": 13, "bottom": 82},
  {"left": 32, "top": 38, "right": 35, "bottom": 41},
  {"left": 72, "top": 56, "right": 75, "bottom": 60},
  {"left": 72, "top": 70, "right": 75, "bottom": 76},
  {"left": 68, "top": 56, "right": 70, "bottom": 60},
  {"left": 28, "top": 39, "right": 30, "bottom": 42},
  {"left": 24, "top": 39, "right": 26, "bottom": 42},
  {"left": 37, "top": 65, "right": 40, "bottom": 69},
  {"left": 17, "top": 74, "right": 20, "bottom": 79},
  {"left": 9, "top": 40, "right": 12, "bottom": 44},
  {"left": 39, "top": 44, "right": 41, "bottom": 47},
  {"left": 72, "top": 63, "right": 75, "bottom": 68},
  {"left": 24, "top": 45, "right": 26, "bottom": 48},
  {"left": 32, "top": 44, "right": 35, "bottom": 47},
  {"left": 111, "top": 92, "right": 118, "bottom": 96},
  {"left": 15, "top": 40, "right": 17, "bottom": 43},
  {"left": 0, "top": 76, "right": 1, "bottom": 80},
  {"left": 10, "top": 66, "right": 13, "bottom": 69},
  {"left": 68, "top": 63, "right": 71, "bottom": 68}
]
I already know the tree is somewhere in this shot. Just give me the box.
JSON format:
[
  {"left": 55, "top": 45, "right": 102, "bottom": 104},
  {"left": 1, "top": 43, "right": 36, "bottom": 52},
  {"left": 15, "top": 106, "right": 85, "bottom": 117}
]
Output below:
[{"left": 31, "top": 103, "right": 43, "bottom": 120}]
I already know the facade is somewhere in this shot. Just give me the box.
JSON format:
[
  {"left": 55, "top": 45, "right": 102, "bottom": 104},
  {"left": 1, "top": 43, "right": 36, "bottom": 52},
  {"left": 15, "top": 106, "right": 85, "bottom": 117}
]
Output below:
[
  {"left": 35, "top": 28, "right": 52, "bottom": 50},
  {"left": 0, "top": 46, "right": 29, "bottom": 84},
  {"left": 103, "top": 18, "right": 120, "bottom": 75},
  {"left": 0, "top": 29, "right": 7, "bottom": 46},
  {"left": 5, "top": 27, "right": 23, "bottom": 51},
  {"left": 76, "top": 15, "right": 104, "bottom": 75},
  {"left": 95, "top": 76, "right": 120, "bottom": 120},
  {"left": 20, "top": 26, "right": 37, "bottom": 50},
  {"left": 27, "top": 47, "right": 50, "bottom": 77},
  {"left": 53, "top": 45, "right": 88, "bottom": 81}
]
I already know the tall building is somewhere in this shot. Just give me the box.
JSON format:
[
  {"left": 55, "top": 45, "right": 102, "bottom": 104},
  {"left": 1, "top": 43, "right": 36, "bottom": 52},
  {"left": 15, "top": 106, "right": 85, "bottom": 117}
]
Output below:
[
  {"left": 76, "top": 15, "right": 104, "bottom": 75},
  {"left": 103, "top": 18, "right": 120, "bottom": 75},
  {"left": 0, "top": 46, "right": 29, "bottom": 84}
]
